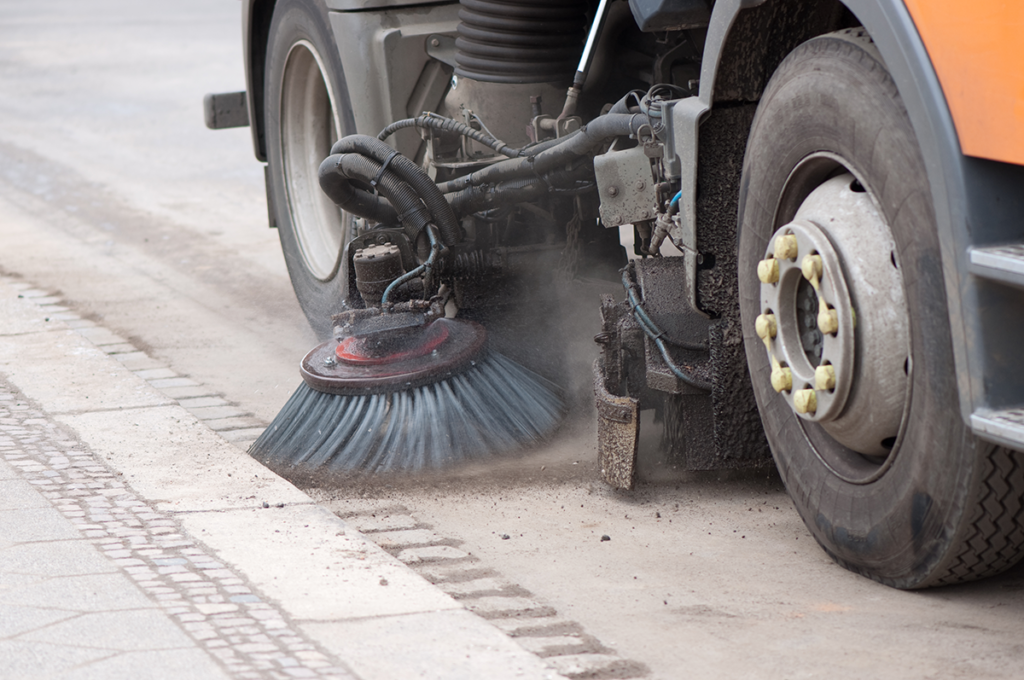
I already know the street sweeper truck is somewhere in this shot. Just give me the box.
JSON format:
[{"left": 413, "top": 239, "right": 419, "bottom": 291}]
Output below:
[{"left": 205, "top": 0, "right": 1024, "bottom": 588}]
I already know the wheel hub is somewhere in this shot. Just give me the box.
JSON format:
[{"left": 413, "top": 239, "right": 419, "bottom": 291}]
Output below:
[{"left": 755, "top": 173, "right": 910, "bottom": 456}]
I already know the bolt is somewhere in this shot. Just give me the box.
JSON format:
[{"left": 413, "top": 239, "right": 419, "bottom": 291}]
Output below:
[
  {"left": 607, "top": 186, "right": 619, "bottom": 197},
  {"left": 757, "top": 258, "right": 779, "bottom": 284},
  {"left": 793, "top": 389, "right": 817, "bottom": 414},
  {"left": 774, "top": 234, "right": 798, "bottom": 261},
  {"left": 815, "top": 364, "right": 836, "bottom": 391},
  {"left": 640, "top": 209, "right": 650, "bottom": 219},
  {"left": 323, "top": 356, "right": 337, "bottom": 367},
  {"left": 430, "top": 37, "right": 440, "bottom": 47},
  {"left": 635, "top": 179, "right": 645, "bottom": 191},
  {"left": 801, "top": 254, "right": 823, "bottom": 281},
  {"left": 771, "top": 366, "right": 792, "bottom": 393},
  {"left": 818, "top": 307, "right": 839, "bottom": 335},
  {"left": 611, "top": 214, "right": 622, "bottom": 224},
  {"left": 755, "top": 313, "right": 777, "bottom": 340}
]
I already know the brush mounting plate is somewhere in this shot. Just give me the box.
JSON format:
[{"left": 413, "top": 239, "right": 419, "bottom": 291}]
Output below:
[{"left": 300, "top": 319, "right": 487, "bottom": 395}]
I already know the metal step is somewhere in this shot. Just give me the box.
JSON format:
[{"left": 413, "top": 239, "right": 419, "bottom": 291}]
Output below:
[
  {"left": 971, "top": 407, "right": 1024, "bottom": 450},
  {"left": 968, "top": 244, "right": 1024, "bottom": 288}
]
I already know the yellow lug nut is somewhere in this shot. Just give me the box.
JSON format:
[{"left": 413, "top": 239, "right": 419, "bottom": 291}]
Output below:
[
  {"left": 815, "top": 364, "right": 836, "bottom": 391},
  {"left": 757, "top": 258, "right": 780, "bottom": 284},
  {"left": 818, "top": 307, "right": 839, "bottom": 335},
  {"left": 774, "top": 234, "right": 799, "bottom": 261},
  {"left": 755, "top": 313, "right": 777, "bottom": 340},
  {"left": 801, "top": 254, "right": 823, "bottom": 282},
  {"left": 771, "top": 366, "right": 792, "bottom": 393},
  {"left": 793, "top": 389, "right": 817, "bottom": 414}
]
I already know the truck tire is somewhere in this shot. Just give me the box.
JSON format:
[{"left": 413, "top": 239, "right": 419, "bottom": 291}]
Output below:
[
  {"left": 737, "top": 29, "right": 1024, "bottom": 588},
  {"left": 265, "top": 0, "right": 356, "bottom": 338}
]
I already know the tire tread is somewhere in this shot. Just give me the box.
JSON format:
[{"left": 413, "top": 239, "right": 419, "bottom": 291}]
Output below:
[{"left": 933, "top": 447, "right": 1024, "bottom": 586}]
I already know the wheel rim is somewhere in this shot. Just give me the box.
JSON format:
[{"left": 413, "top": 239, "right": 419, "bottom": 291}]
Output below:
[
  {"left": 280, "top": 40, "right": 345, "bottom": 281},
  {"left": 754, "top": 154, "right": 912, "bottom": 482}
]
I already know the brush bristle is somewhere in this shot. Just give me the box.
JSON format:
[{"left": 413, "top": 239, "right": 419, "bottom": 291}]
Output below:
[{"left": 248, "top": 353, "right": 563, "bottom": 473}]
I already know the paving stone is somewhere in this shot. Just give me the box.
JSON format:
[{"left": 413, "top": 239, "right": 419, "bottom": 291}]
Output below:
[
  {"left": 74, "top": 327, "right": 128, "bottom": 346},
  {"left": 155, "top": 385, "right": 219, "bottom": 400},
  {"left": 203, "top": 416, "right": 266, "bottom": 432},
  {"left": 19, "top": 609, "right": 194, "bottom": 651},
  {"left": 100, "top": 343, "right": 139, "bottom": 354},
  {"left": 516, "top": 635, "right": 595, "bottom": 657},
  {"left": 148, "top": 377, "right": 201, "bottom": 389},
  {"left": 177, "top": 397, "right": 231, "bottom": 409},
  {"left": 488, "top": 616, "right": 583, "bottom": 638},
  {"left": 436, "top": 577, "right": 519, "bottom": 598},
  {"left": 217, "top": 428, "right": 265, "bottom": 444},
  {"left": 133, "top": 368, "right": 179, "bottom": 380},
  {"left": 412, "top": 562, "right": 497, "bottom": 584},
  {"left": 462, "top": 596, "right": 558, "bottom": 619},
  {"left": 395, "top": 545, "right": 471, "bottom": 564},
  {"left": 346, "top": 513, "right": 419, "bottom": 533},
  {"left": 186, "top": 406, "right": 248, "bottom": 421},
  {"left": 0, "top": 603, "right": 79, "bottom": 638},
  {"left": 370, "top": 529, "right": 447, "bottom": 550},
  {"left": 544, "top": 654, "right": 647, "bottom": 679}
]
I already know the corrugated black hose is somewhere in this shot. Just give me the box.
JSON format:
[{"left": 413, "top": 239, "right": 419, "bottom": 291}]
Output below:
[
  {"left": 318, "top": 153, "right": 431, "bottom": 236},
  {"left": 330, "top": 135, "right": 462, "bottom": 246}
]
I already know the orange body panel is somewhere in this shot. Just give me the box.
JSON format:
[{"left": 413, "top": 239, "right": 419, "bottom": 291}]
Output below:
[{"left": 904, "top": 0, "right": 1024, "bottom": 165}]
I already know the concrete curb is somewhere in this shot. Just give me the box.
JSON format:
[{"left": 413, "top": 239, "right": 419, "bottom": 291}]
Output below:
[{"left": 0, "top": 277, "right": 564, "bottom": 680}]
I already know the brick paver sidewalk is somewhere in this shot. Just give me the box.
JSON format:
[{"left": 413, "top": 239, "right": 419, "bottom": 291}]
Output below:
[{"left": 0, "top": 378, "right": 356, "bottom": 680}]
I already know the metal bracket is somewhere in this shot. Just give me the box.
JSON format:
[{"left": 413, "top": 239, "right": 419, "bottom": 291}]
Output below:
[
  {"left": 663, "top": 96, "right": 709, "bottom": 314},
  {"left": 594, "top": 145, "right": 659, "bottom": 228},
  {"left": 425, "top": 34, "right": 457, "bottom": 69}
]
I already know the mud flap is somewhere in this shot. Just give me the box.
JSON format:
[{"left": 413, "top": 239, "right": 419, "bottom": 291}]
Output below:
[{"left": 593, "top": 357, "right": 639, "bottom": 490}]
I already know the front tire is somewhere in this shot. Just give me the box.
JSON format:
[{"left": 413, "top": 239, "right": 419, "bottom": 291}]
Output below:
[
  {"left": 265, "top": 0, "right": 356, "bottom": 338},
  {"left": 738, "top": 29, "right": 1024, "bottom": 588}
]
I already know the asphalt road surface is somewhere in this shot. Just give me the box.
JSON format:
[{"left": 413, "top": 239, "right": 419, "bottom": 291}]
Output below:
[{"left": 1, "top": 2, "right": 1022, "bottom": 679}]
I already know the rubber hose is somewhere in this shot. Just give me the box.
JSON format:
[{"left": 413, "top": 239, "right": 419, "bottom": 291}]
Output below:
[
  {"left": 330, "top": 135, "right": 462, "bottom": 245},
  {"left": 438, "top": 113, "right": 648, "bottom": 191},
  {"left": 444, "top": 161, "right": 594, "bottom": 217},
  {"left": 446, "top": 178, "right": 544, "bottom": 217},
  {"left": 378, "top": 115, "right": 522, "bottom": 159},
  {"left": 317, "top": 167, "right": 400, "bottom": 226},
  {"left": 434, "top": 130, "right": 584, "bottom": 194},
  {"left": 318, "top": 153, "right": 432, "bottom": 235}
]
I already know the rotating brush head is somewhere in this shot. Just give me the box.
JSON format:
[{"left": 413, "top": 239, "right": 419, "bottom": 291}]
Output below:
[{"left": 249, "top": 315, "right": 565, "bottom": 475}]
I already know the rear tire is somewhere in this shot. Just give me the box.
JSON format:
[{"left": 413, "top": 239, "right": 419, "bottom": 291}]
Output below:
[
  {"left": 737, "top": 29, "right": 1024, "bottom": 588},
  {"left": 265, "top": 0, "right": 356, "bottom": 338}
]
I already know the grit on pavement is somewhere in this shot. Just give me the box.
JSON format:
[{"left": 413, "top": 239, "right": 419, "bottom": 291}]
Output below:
[{"left": 0, "top": 278, "right": 562, "bottom": 680}]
